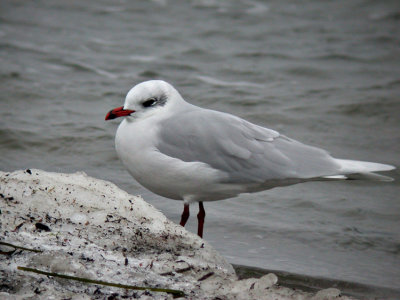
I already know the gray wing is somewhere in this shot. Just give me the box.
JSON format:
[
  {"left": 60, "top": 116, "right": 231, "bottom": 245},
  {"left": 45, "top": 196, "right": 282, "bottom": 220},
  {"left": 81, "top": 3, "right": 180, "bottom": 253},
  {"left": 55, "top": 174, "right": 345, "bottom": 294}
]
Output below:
[{"left": 157, "top": 108, "right": 341, "bottom": 183}]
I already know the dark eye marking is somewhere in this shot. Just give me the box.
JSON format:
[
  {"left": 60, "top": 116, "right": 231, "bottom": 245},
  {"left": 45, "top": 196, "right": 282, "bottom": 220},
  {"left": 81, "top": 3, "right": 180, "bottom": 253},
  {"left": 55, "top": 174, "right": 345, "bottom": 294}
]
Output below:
[
  {"left": 142, "top": 94, "right": 167, "bottom": 108},
  {"left": 142, "top": 98, "right": 157, "bottom": 108}
]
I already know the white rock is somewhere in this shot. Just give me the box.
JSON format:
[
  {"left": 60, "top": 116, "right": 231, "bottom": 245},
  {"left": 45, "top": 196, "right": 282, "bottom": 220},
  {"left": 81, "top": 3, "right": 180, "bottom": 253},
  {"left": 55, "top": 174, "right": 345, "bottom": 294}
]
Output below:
[
  {"left": 313, "top": 288, "right": 342, "bottom": 299},
  {"left": 0, "top": 169, "right": 353, "bottom": 299},
  {"left": 254, "top": 273, "right": 279, "bottom": 289}
]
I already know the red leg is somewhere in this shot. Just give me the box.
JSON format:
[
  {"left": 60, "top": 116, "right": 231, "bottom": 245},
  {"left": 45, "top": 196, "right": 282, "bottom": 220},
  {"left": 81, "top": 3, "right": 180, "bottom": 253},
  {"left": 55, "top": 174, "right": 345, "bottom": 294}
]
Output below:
[
  {"left": 180, "top": 203, "right": 190, "bottom": 227},
  {"left": 197, "top": 202, "right": 206, "bottom": 238}
]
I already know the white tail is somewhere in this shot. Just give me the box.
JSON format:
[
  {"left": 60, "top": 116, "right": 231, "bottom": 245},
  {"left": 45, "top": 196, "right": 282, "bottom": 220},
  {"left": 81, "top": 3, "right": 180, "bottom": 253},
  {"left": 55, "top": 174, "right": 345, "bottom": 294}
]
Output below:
[{"left": 324, "top": 159, "right": 395, "bottom": 182}]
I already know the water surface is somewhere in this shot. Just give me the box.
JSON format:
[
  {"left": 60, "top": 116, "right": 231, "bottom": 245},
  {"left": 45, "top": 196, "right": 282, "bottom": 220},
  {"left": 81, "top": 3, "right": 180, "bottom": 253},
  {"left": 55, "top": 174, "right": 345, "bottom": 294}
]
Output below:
[{"left": 1, "top": 0, "right": 399, "bottom": 294}]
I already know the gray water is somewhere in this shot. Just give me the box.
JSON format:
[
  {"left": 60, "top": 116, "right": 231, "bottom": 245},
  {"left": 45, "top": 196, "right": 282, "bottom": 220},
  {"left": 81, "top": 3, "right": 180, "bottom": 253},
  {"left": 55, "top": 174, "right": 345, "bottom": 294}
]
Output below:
[{"left": 1, "top": 0, "right": 399, "bottom": 294}]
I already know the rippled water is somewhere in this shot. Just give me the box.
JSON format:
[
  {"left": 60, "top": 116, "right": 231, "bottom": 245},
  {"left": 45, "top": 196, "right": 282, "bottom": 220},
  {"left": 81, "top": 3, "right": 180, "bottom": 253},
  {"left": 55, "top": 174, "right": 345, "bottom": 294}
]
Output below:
[{"left": 1, "top": 0, "right": 399, "bottom": 294}]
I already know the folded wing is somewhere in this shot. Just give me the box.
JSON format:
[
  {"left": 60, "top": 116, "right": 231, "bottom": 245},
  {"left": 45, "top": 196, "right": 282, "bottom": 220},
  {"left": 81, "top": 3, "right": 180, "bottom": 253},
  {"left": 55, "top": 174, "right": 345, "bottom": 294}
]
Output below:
[{"left": 157, "top": 109, "right": 347, "bottom": 184}]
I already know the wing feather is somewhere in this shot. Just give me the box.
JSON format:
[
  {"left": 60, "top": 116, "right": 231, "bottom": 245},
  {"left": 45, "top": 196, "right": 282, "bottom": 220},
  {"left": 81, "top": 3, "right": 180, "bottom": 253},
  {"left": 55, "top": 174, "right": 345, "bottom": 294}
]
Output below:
[{"left": 157, "top": 108, "right": 341, "bottom": 183}]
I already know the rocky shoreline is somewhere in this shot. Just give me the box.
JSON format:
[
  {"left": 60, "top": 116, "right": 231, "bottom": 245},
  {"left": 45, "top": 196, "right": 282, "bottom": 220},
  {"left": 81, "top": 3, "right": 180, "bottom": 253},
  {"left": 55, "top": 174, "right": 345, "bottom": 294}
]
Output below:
[{"left": 1, "top": 169, "right": 353, "bottom": 299}]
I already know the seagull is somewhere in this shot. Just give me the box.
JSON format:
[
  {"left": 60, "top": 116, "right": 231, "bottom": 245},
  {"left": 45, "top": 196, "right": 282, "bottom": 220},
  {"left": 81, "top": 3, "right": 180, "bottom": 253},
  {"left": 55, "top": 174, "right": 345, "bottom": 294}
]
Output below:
[{"left": 105, "top": 80, "right": 395, "bottom": 238}]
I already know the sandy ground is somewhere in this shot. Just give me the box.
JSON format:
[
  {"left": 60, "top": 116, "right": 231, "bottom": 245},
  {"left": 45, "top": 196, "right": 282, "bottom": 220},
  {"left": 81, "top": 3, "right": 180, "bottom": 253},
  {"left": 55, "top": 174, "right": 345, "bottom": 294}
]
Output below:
[{"left": 0, "top": 169, "right": 352, "bottom": 299}]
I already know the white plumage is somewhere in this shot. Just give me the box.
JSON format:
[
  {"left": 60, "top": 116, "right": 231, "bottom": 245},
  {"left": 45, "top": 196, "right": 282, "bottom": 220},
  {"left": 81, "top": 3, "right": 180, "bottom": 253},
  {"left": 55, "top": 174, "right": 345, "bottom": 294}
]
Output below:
[{"left": 106, "top": 80, "right": 395, "bottom": 237}]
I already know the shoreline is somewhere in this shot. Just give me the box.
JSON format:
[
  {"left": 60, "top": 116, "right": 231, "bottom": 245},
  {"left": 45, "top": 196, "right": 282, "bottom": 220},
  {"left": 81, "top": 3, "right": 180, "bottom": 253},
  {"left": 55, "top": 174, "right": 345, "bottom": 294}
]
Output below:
[
  {"left": 0, "top": 169, "right": 371, "bottom": 299},
  {"left": 233, "top": 264, "right": 400, "bottom": 299}
]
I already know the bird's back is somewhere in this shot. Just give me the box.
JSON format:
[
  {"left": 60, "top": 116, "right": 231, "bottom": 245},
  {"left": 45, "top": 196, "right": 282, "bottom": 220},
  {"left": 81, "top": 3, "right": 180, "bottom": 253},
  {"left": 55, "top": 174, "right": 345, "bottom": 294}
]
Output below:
[{"left": 157, "top": 108, "right": 342, "bottom": 185}]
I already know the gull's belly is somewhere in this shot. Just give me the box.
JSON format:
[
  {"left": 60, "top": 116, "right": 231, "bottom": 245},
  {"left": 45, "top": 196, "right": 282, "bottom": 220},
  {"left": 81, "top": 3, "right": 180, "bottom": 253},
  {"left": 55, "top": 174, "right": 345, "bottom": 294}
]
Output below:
[
  {"left": 118, "top": 142, "right": 244, "bottom": 202},
  {"left": 115, "top": 119, "right": 244, "bottom": 202}
]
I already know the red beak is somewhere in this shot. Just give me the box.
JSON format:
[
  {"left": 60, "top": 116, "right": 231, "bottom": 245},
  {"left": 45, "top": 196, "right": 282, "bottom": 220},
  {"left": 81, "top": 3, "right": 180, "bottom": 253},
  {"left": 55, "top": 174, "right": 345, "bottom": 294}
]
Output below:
[{"left": 105, "top": 106, "right": 135, "bottom": 120}]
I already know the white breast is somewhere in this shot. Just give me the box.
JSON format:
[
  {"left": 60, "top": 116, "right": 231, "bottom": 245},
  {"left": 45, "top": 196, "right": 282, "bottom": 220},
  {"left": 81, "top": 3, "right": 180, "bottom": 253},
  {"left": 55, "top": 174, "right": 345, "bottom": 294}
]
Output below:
[{"left": 115, "top": 118, "right": 242, "bottom": 202}]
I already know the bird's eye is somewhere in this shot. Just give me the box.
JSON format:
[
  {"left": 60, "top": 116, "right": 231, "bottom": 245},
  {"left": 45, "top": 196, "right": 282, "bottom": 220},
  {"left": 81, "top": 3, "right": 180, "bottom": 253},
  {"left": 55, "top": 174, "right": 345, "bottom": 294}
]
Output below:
[{"left": 142, "top": 98, "right": 157, "bottom": 108}]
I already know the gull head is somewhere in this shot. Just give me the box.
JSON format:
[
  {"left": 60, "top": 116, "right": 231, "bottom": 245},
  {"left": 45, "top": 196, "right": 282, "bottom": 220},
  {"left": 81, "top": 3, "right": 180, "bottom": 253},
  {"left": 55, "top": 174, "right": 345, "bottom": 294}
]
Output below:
[{"left": 105, "top": 80, "right": 184, "bottom": 121}]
